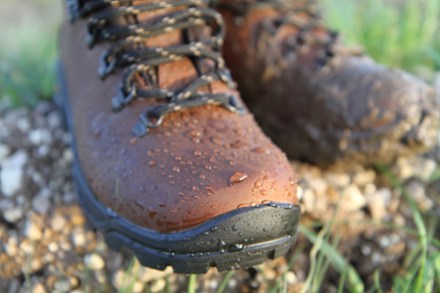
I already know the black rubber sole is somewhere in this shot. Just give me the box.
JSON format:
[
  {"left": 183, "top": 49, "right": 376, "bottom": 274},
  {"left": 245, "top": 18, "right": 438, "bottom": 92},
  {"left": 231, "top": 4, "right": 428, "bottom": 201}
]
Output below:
[{"left": 56, "top": 64, "right": 301, "bottom": 273}]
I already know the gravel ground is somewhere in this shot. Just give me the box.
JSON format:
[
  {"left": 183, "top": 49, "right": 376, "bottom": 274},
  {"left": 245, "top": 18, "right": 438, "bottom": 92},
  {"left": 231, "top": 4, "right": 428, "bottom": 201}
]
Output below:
[{"left": 0, "top": 102, "right": 439, "bottom": 292}]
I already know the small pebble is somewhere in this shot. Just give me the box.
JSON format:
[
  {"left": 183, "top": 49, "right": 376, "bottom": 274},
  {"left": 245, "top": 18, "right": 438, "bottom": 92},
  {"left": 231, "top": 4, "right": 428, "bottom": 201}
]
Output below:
[
  {"left": 0, "top": 150, "right": 28, "bottom": 196},
  {"left": 0, "top": 144, "right": 11, "bottom": 161},
  {"left": 366, "top": 188, "right": 391, "bottom": 221},
  {"left": 352, "top": 169, "right": 376, "bottom": 186},
  {"left": 0, "top": 199, "right": 13, "bottom": 212},
  {"left": 151, "top": 279, "right": 166, "bottom": 293},
  {"left": 406, "top": 179, "right": 434, "bottom": 212},
  {"left": 32, "top": 192, "right": 51, "bottom": 214},
  {"left": 133, "top": 281, "right": 145, "bottom": 293},
  {"left": 341, "top": 185, "right": 366, "bottom": 211},
  {"left": 54, "top": 277, "right": 71, "bottom": 293},
  {"left": 84, "top": 253, "right": 105, "bottom": 271},
  {"left": 325, "top": 172, "right": 350, "bottom": 187},
  {"left": 308, "top": 177, "right": 328, "bottom": 196},
  {"left": 72, "top": 230, "right": 86, "bottom": 248},
  {"left": 285, "top": 271, "right": 298, "bottom": 284},
  {"left": 3, "top": 207, "right": 23, "bottom": 223},
  {"left": 33, "top": 283, "right": 47, "bottom": 293},
  {"left": 29, "top": 129, "right": 52, "bottom": 145},
  {"left": 24, "top": 218, "right": 43, "bottom": 240}
]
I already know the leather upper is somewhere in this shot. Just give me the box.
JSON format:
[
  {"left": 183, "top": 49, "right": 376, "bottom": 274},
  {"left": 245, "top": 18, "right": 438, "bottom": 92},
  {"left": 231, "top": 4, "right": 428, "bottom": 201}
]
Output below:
[{"left": 59, "top": 5, "right": 298, "bottom": 232}]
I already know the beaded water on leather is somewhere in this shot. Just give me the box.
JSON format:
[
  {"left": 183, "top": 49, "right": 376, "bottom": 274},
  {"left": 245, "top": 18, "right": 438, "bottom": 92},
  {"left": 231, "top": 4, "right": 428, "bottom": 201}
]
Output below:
[{"left": 68, "top": 0, "right": 245, "bottom": 137}]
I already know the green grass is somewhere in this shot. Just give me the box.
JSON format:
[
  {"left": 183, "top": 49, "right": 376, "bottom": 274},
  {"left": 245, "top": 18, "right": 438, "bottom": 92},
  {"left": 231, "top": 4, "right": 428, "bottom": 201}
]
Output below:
[
  {"left": 0, "top": 0, "right": 62, "bottom": 108},
  {"left": 320, "top": 0, "right": 440, "bottom": 75},
  {"left": 377, "top": 164, "right": 440, "bottom": 293}
]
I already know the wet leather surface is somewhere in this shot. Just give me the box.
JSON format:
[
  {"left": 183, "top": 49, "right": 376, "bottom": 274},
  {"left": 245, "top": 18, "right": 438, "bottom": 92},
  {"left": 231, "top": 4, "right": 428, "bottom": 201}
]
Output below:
[{"left": 59, "top": 13, "right": 297, "bottom": 232}]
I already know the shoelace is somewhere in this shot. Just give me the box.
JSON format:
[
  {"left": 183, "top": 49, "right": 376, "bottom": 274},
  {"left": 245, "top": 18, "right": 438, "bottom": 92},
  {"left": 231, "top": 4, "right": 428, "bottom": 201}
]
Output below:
[{"left": 67, "top": 0, "right": 244, "bottom": 137}]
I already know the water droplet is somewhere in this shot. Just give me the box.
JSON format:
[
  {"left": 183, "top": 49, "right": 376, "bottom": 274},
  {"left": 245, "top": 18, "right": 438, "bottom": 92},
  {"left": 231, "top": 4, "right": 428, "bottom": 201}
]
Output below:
[
  {"left": 199, "top": 174, "right": 206, "bottom": 180},
  {"left": 173, "top": 166, "right": 180, "bottom": 173},
  {"left": 217, "top": 240, "right": 226, "bottom": 247},
  {"left": 194, "top": 150, "right": 202, "bottom": 157},
  {"left": 92, "top": 126, "right": 102, "bottom": 137},
  {"left": 230, "top": 243, "right": 243, "bottom": 251},
  {"left": 205, "top": 165, "right": 213, "bottom": 170},
  {"left": 148, "top": 160, "right": 157, "bottom": 167},
  {"left": 175, "top": 156, "right": 182, "bottom": 161},
  {"left": 147, "top": 150, "right": 154, "bottom": 157},
  {"left": 229, "top": 171, "right": 248, "bottom": 185},
  {"left": 192, "top": 186, "right": 200, "bottom": 191},
  {"left": 186, "top": 129, "right": 202, "bottom": 138},
  {"left": 260, "top": 190, "right": 268, "bottom": 196},
  {"left": 254, "top": 179, "right": 263, "bottom": 188},
  {"left": 134, "top": 201, "right": 145, "bottom": 210},
  {"left": 210, "top": 137, "right": 223, "bottom": 146},
  {"left": 251, "top": 146, "right": 268, "bottom": 154},
  {"left": 147, "top": 206, "right": 157, "bottom": 219},
  {"left": 204, "top": 186, "right": 215, "bottom": 196},
  {"left": 232, "top": 224, "right": 238, "bottom": 231},
  {"left": 210, "top": 226, "right": 218, "bottom": 232},
  {"left": 231, "top": 140, "right": 246, "bottom": 149}
]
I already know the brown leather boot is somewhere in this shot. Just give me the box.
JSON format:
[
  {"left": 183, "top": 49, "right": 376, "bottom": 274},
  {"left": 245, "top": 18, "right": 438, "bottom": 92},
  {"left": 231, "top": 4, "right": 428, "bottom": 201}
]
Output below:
[
  {"left": 219, "top": 0, "right": 440, "bottom": 166},
  {"left": 58, "top": 0, "right": 300, "bottom": 273}
]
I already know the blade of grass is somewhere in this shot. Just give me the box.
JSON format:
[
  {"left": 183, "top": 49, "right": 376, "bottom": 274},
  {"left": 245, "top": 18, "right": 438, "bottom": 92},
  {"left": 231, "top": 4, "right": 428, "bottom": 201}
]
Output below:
[
  {"left": 216, "top": 271, "right": 234, "bottom": 293},
  {"left": 337, "top": 268, "right": 347, "bottom": 293},
  {"left": 300, "top": 225, "right": 364, "bottom": 293},
  {"left": 373, "top": 269, "right": 384, "bottom": 293},
  {"left": 376, "top": 164, "right": 434, "bottom": 292},
  {"left": 187, "top": 274, "right": 197, "bottom": 293}
]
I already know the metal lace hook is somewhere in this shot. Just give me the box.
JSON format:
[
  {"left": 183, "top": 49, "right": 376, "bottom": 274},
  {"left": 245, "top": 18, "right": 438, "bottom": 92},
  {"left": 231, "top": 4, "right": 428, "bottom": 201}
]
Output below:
[
  {"left": 98, "top": 54, "right": 117, "bottom": 80},
  {"left": 132, "top": 109, "right": 164, "bottom": 137},
  {"left": 112, "top": 86, "right": 137, "bottom": 112}
]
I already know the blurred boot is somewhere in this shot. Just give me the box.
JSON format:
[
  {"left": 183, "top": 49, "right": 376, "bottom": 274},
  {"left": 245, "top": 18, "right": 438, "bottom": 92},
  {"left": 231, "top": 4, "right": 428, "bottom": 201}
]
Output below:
[{"left": 219, "top": 0, "right": 440, "bottom": 166}]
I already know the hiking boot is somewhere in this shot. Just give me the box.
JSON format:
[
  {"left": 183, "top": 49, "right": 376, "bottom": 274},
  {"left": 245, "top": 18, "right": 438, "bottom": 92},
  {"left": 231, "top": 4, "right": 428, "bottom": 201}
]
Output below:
[
  {"left": 218, "top": 0, "right": 440, "bottom": 166},
  {"left": 58, "top": 0, "right": 300, "bottom": 273}
]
